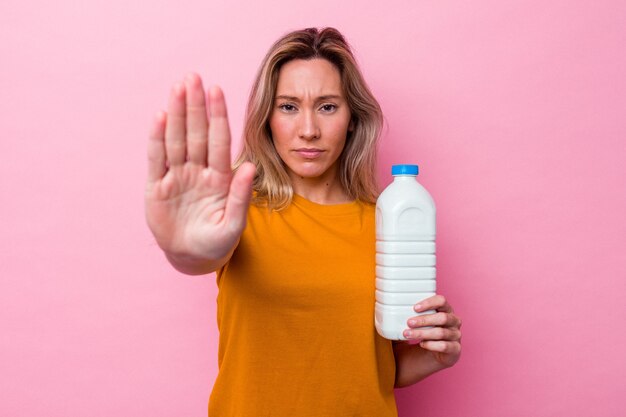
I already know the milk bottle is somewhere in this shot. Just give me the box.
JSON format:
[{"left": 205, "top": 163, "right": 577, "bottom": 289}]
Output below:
[{"left": 375, "top": 164, "right": 436, "bottom": 340}]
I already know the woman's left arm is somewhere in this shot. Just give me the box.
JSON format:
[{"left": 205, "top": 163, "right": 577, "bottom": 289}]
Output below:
[{"left": 393, "top": 294, "right": 462, "bottom": 388}]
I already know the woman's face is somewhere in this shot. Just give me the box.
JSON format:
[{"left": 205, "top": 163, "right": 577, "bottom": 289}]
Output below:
[{"left": 269, "top": 58, "right": 352, "bottom": 184}]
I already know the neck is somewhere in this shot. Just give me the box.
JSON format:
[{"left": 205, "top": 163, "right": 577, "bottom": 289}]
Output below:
[{"left": 289, "top": 169, "right": 352, "bottom": 205}]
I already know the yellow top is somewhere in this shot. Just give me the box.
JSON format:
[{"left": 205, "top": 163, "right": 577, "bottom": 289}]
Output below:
[{"left": 209, "top": 195, "right": 397, "bottom": 416}]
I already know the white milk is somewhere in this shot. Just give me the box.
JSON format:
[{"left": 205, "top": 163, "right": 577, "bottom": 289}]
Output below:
[{"left": 375, "top": 164, "right": 436, "bottom": 340}]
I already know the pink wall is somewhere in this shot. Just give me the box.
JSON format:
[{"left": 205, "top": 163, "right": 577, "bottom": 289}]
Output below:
[{"left": 2, "top": 1, "right": 624, "bottom": 416}]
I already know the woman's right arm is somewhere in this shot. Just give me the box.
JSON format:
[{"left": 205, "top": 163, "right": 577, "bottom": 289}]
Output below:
[{"left": 144, "top": 73, "right": 256, "bottom": 275}]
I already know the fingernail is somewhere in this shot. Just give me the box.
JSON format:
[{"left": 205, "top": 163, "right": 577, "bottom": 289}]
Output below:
[
  {"left": 403, "top": 330, "right": 412, "bottom": 338},
  {"left": 408, "top": 319, "right": 416, "bottom": 326},
  {"left": 414, "top": 304, "right": 422, "bottom": 312}
]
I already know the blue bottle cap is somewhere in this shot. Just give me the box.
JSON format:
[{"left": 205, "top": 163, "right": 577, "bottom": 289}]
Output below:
[{"left": 391, "top": 164, "right": 419, "bottom": 175}]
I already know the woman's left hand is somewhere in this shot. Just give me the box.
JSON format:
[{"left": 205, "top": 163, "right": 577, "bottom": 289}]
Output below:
[{"left": 402, "top": 294, "right": 462, "bottom": 368}]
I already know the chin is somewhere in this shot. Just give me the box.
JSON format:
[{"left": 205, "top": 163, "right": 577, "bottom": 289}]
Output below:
[{"left": 288, "top": 163, "right": 331, "bottom": 179}]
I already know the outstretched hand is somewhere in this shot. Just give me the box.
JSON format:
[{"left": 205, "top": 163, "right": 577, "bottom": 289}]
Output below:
[{"left": 145, "top": 73, "right": 255, "bottom": 265}]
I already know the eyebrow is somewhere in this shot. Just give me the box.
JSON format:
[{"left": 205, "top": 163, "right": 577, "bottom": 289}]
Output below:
[{"left": 274, "top": 94, "right": 343, "bottom": 102}]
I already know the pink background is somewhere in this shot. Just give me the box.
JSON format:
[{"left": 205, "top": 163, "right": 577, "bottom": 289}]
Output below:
[{"left": 2, "top": 0, "right": 625, "bottom": 416}]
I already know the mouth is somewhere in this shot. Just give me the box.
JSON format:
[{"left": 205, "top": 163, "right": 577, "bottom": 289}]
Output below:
[{"left": 294, "top": 148, "right": 325, "bottom": 159}]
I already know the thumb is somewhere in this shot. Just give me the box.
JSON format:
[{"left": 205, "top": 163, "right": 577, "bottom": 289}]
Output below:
[{"left": 224, "top": 162, "right": 256, "bottom": 232}]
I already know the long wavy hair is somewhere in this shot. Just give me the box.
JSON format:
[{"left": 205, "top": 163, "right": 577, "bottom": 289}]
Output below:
[{"left": 234, "top": 27, "right": 383, "bottom": 209}]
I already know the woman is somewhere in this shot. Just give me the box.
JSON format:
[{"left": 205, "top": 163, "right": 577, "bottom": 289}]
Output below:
[{"left": 145, "top": 27, "right": 462, "bottom": 416}]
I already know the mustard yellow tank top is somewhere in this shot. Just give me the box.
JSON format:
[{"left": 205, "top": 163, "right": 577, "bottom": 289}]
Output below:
[{"left": 209, "top": 195, "right": 397, "bottom": 416}]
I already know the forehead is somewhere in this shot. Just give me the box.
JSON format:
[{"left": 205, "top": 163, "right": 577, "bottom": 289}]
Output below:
[{"left": 275, "top": 58, "right": 343, "bottom": 96}]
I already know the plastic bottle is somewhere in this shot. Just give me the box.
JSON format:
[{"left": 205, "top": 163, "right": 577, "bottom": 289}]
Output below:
[{"left": 375, "top": 164, "right": 436, "bottom": 340}]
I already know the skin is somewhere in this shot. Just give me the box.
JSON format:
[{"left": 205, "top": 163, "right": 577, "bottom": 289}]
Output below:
[
  {"left": 144, "top": 63, "right": 462, "bottom": 388},
  {"left": 269, "top": 58, "right": 354, "bottom": 204},
  {"left": 145, "top": 75, "right": 256, "bottom": 274},
  {"left": 393, "top": 295, "right": 462, "bottom": 387}
]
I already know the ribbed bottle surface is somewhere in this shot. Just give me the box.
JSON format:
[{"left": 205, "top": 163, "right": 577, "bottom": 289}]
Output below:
[{"left": 375, "top": 165, "right": 436, "bottom": 340}]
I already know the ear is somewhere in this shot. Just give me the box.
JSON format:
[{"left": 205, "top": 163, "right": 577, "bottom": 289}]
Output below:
[{"left": 348, "top": 118, "right": 355, "bottom": 132}]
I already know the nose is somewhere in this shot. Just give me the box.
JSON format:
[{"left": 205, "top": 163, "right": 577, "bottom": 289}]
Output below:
[{"left": 297, "top": 110, "right": 320, "bottom": 141}]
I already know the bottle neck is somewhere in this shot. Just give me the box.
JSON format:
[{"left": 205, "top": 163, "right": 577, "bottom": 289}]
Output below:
[{"left": 393, "top": 175, "right": 417, "bottom": 181}]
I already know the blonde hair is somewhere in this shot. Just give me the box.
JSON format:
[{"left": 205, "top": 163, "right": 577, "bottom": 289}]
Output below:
[{"left": 235, "top": 27, "right": 383, "bottom": 209}]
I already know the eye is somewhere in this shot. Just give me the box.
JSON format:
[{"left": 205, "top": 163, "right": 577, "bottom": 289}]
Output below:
[
  {"left": 279, "top": 103, "right": 297, "bottom": 112},
  {"left": 320, "top": 104, "right": 337, "bottom": 112}
]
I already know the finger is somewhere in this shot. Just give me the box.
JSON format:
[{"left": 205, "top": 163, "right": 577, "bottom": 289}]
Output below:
[
  {"left": 223, "top": 162, "right": 256, "bottom": 232},
  {"left": 164, "top": 82, "right": 187, "bottom": 166},
  {"left": 185, "top": 73, "right": 208, "bottom": 166},
  {"left": 147, "top": 111, "right": 167, "bottom": 186},
  {"left": 407, "top": 312, "right": 461, "bottom": 329},
  {"left": 414, "top": 294, "right": 452, "bottom": 314},
  {"left": 207, "top": 86, "right": 233, "bottom": 173},
  {"left": 419, "top": 340, "right": 462, "bottom": 355},
  {"left": 403, "top": 326, "right": 461, "bottom": 342}
]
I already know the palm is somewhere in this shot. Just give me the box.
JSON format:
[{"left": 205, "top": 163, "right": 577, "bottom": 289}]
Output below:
[
  {"left": 145, "top": 74, "right": 255, "bottom": 262},
  {"left": 430, "top": 350, "right": 459, "bottom": 368},
  {"left": 146, "top": 164, "right": 230, "bottom": 259}
]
